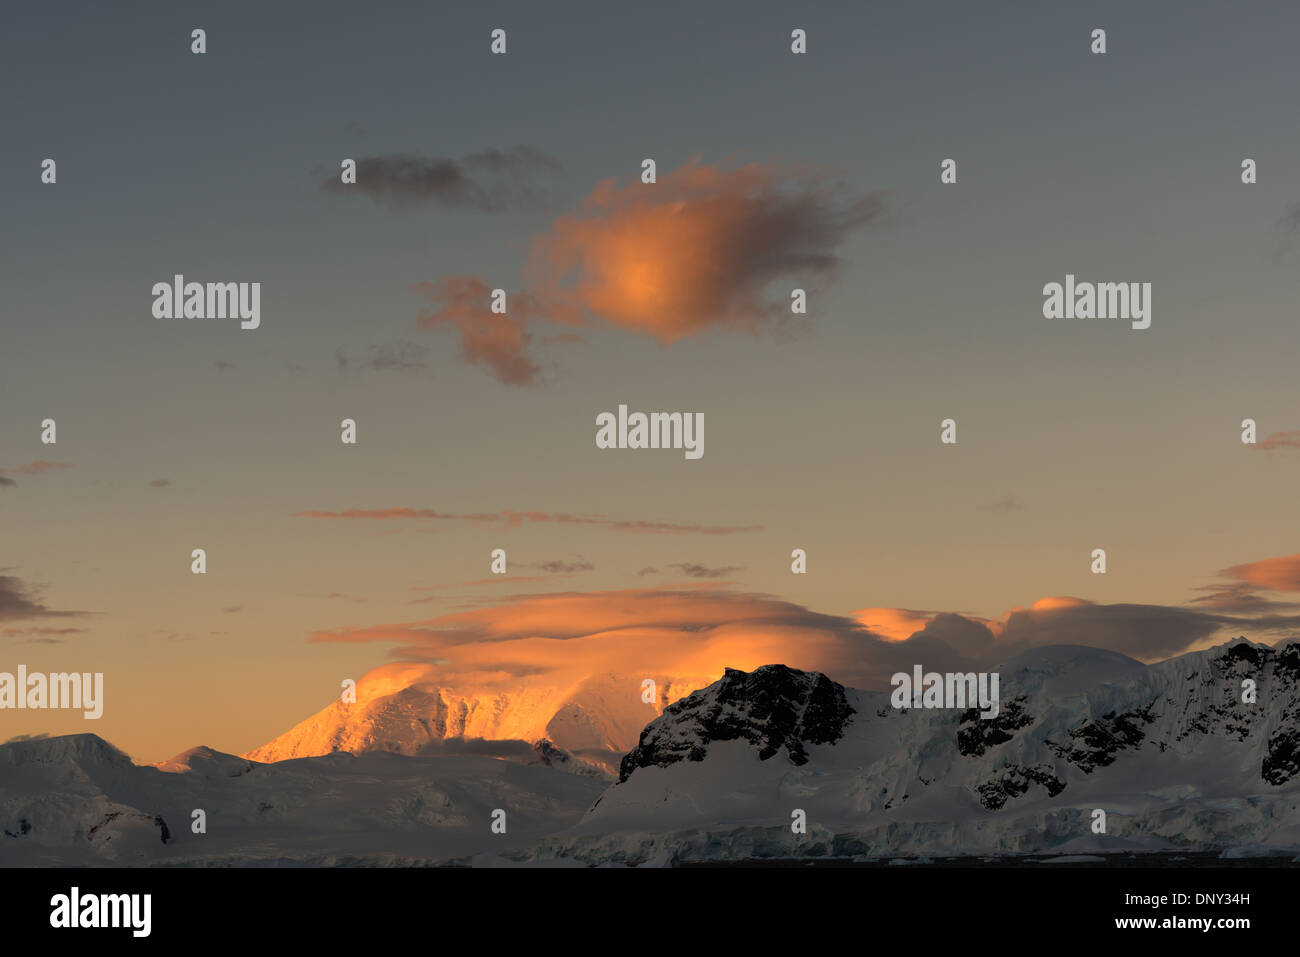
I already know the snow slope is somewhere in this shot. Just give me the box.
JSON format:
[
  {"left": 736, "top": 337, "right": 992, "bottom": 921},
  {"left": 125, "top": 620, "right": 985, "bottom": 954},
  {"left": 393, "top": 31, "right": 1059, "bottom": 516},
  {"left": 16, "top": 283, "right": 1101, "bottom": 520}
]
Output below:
[
  {"left": 0, "top": 734, "right": 605, "bottom": 866},
  {"left": 539, "top": 640, "right": 1300, "bottom": 862},
  {"left": 243, "top": 669, "right": 708, "bottom": 775}
]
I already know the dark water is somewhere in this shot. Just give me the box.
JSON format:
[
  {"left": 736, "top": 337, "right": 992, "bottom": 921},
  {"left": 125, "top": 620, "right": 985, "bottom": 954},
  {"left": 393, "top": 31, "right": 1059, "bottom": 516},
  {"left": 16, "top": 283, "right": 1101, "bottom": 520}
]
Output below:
[{"left": 682, "top": 851, "right": 1297, "bottom": 867}]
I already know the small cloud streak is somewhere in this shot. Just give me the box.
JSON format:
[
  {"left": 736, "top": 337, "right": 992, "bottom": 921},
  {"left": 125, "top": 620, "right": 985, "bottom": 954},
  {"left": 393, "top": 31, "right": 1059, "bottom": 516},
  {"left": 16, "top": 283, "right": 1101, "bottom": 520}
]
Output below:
[
  {"left": 0, "top": 576, "right": 90, "bottom": 622},
  {"left": 529, "top": 559, "right": 594, "bottom": 574},
  {"left": 978, "top": 496, "right": 1025, "bottom": 512},
  {"left": 335, "top": 340, "right": 430, "bottom": 374},
  {"left": 415, "top": 277, "right": 541, "bottom": 385},
  {"left": 0, "top": 461, "right": 74, "bottom": 477},
  {"left": 292, "top": 507, "right": 761, "bottom": 535},
  {"left": 1276, "top": 203, "right": 1300, "bottom": 259},
  {"left": 1219, "top": 554, "right": 1300, "bottom": 592},
  {"left": 1189, "top": 583, "right": 1294, "bottom": 613},
  {"left": 1184, "top": 553, "right": 1300, "bottom": 612},
  {"left": 326, "top": 591, "right": 365, "bottom": 603},
  {"left": 669, "top": 562, "right": 744, "bottom": 579},
  {"left": 324, "top": 147, "right": 563, "bottom": 212},
  {"left": 1252, "top": 431, "right": 1300, "bottom": 452}
]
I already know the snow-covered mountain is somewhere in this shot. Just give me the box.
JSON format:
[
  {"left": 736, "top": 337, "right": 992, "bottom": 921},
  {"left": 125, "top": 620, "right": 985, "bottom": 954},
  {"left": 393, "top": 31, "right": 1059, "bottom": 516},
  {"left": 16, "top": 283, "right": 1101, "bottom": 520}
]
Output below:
[
  {"left": 545, "top": 639, "right": 1300, "bottom": 862},
  {"left": 6, "top": 639, "right": 1300, "bottom": 866},
  {"left": 243, "top": 668, "right": 709, "bottom": 775},
  {"left": 0, "top": 733, "right": 605, "bottom": 866}
]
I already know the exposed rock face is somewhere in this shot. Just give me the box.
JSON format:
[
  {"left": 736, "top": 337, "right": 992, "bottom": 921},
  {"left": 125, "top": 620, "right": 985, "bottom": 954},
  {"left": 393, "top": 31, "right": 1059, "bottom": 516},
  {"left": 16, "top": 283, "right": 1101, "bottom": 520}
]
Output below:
[
  {"left": 1262, "top": 645, "right": 1300, "bottom": 785},
  {"left": 957, "top": 696, "right": 1034, "bottom": 757},
  {"left": 618, "top": 665, "right": 855, "bottom": 782},
  {"left": 976, "top": 764, "right": 1066, "bottom": 810},
  {"left": 1046, "top": 705, "right": 1158, "bottom": 773}
]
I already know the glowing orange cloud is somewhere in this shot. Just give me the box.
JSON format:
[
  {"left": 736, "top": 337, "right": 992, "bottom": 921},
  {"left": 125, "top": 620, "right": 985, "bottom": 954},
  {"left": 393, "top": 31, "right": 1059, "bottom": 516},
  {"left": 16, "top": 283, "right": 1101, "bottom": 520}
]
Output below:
[
  {"left": 299, "top": 586, "right": 1271, "bottom": 709},
  {"left": 986, "top": 596, "right": 1092, "bottom": 637},
  {"left": 288, "top": 585, "right": 1290, "bottom": 736},
  {"left": 1219, "top": 554, "right": 1300, "bottom": 592},
  {"left": 853, "top": 607, "right": 934, "bottom": 642},
  {"left": 415, "top": 159, "right": 887, "bottom": 383},
  {"left": 309, "top": 588, "right": 879, "bottom": 706}
]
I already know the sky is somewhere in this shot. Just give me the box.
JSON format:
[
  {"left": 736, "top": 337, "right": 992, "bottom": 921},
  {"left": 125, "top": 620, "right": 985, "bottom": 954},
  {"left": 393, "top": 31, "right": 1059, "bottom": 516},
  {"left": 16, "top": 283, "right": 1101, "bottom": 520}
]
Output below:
[{"left": 2, "top": 0, "right": 1299, "bottom": 762}]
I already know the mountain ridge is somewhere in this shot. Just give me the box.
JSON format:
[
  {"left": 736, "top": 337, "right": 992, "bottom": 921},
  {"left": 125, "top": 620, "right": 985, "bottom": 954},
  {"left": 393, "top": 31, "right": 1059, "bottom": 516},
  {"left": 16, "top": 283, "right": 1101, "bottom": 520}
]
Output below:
[
  {"left": 558, "top": 638, "right": 1300, "bottom": 862},
  {"left": 6, "top": 638, "right": 1300, "bottom": 865}
]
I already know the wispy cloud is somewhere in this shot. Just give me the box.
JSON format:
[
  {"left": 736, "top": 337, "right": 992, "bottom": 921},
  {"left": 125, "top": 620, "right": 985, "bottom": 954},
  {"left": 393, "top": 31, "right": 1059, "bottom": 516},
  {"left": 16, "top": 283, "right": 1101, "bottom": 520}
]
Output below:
[
  {"left": 1184, "top": 552, "right": 1300, "bottom": 612},
  {"left": 323, "top": 147, "right": 563, "bottom": 212},
  {"left": 669, "top": 562, "right": 744, "bottom": 579},
  {"left": 0, "top": 576, "right": 90, "bottom": 622},
  {"left": 1252, "top": 430, "right": 1300, "bottom": 452},
  {"left": 335, "top": 340, "right": 430, "bottom": 375},
  {"left": 527, "top": 559, "right": 594, "bottom": 574},
  {"left": 1218, "top": 553, "right": 1300, "bottom": 592},
  {"left": 415, "top": 276, "right": 541, "bottom": 385},
  {"left": 0, "top": 461, "right": 74, "bottom": 478},
  {"left": 1275, "top": 203, "right": 1300, "bottom": 259},
  {"left": 1188, "top": 582, "right": 1295, "bottom": 613},
  {"left": 292, "top": 507, "right": 761, "bottom": 535},
  {"left": 978, "top": 496, "right": 1025, "bottom": 512}
]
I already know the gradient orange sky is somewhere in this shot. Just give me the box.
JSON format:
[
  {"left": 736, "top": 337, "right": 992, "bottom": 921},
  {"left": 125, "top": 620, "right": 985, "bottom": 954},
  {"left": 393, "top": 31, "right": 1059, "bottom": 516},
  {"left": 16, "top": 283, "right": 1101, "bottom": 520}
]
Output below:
[{"left": 4, "top": 1, "right": 1300, "bottom": 762}]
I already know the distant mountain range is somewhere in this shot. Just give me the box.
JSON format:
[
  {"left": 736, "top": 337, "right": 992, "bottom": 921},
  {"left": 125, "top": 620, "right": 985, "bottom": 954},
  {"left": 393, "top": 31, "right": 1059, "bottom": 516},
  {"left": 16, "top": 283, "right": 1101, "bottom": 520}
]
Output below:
[{"left": 4, "top": 639, "right": 1299, "bottom": 866}]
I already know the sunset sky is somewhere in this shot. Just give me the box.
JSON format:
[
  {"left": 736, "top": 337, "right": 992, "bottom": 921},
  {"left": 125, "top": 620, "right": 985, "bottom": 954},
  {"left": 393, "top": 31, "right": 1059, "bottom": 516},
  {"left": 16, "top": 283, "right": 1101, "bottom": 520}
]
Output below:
[{"left": 3, "top": 0, "right": 1300, "bottom": 762}]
